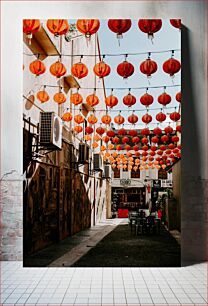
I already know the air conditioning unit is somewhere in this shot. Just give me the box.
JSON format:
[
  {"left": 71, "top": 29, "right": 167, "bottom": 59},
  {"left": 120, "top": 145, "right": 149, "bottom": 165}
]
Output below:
[
  {"left": 104, "top": 165, "right": 111, "bottom": 178},
  {"left": 78, "top": 143, "right": 89, "bottom": 164},
  {"left": 93, "top": 153, "right": 104, "bottom": 171},
  {"left": 39, "top": 112, "right": 62, "bottom": 150}
]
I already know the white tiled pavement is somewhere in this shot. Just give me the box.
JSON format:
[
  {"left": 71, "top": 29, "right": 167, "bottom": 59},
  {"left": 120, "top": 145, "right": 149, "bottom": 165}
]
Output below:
[{"left": 0, "top": 261, "right": 207, "bottom": 305}]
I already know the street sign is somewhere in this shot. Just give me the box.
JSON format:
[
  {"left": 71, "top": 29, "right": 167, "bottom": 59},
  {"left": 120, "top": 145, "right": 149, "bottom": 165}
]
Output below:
[
  {"left": 120, "top": 179, "right": 131, "bottom": 186},
  {"left": 161, "top": 179, "right": 173, "bottom": 187},
  {"left": 153, "top": 179, "right": 161, "bottom": 188}
]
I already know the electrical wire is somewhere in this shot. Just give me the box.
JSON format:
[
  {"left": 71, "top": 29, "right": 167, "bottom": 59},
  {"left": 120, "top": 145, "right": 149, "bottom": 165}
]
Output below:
[
  {"left": 23, "top": 48, "right": 181, "bottom": 58},
  {"left": 42, "top": 84, "right": 181, "bottom": 90}
]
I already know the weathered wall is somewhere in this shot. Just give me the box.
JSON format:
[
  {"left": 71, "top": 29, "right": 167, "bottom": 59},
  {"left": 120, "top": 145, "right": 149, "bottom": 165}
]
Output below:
[{"left": 172, "top": 160, "right": 181, "bottom": 231}]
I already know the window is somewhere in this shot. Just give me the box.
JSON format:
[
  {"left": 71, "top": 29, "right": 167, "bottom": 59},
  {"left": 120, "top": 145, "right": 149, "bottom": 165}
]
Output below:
[
  {"left": 113, "top": 168, "right": 120, "bottom": 178},
  {"left": 158, "top": 168, "right": 167, "bottom": 179},
  {"left": 131, "top": 159, "right": 140, "bottom": 178}
]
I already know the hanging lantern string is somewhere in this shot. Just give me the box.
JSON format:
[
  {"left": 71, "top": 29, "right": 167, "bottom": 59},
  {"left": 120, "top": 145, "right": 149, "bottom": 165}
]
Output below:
[
  {"left": 115, "top": 121, "right": 181, "bottom": 126},
  {"left": 23, "top": 48, "right": 181, "bottom": 58},
  {"left": 71, "top": 106, "right": 178, "bottom": 112},
  {"left": 42, "top": 84, "right": 180, "bottom": 90}
]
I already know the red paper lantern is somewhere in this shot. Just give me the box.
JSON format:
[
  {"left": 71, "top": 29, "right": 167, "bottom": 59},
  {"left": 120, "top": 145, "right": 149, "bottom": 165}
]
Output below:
[
  {"left": 86, "top": 94, "right": 99, "bottom": 107},
  {"left": 108, "top": 19, "right": 132, "bottom": 38},
  {"left": 150, "top": 151, "right": 156, "bottom": 156},
  {"left": 157, "top": 150, "right": 163, "bottom": 156},
  {"left": 161, "top": 135, "right": 169, "bottom": 143},
  {"left": 140, "top": 58, "right": 157, "bottom": 77},
  {"left": 122, "top": 136, "right": 130, "bottom": 144},
  {"left": 176, "top": 125, "right": 182, "bottom": 133},
  {"left": 172, "top": 136, "right": 179, "bottom": 143},
  {"left": 168, "top": 143, "right": 175, "bottom": 149},
  {"left": 85, "top": 126, "right": 94, "bottom": 134},
  {"left": 176, "top": 92, "right": 181, "bottom": 103},
  {"left": 141, "top": 137, "right": 149, "bottom": 144},
  {"left": 128, "top": 114, "right": 138, "bottom": 124},
  {"left": 93, "top": 61, "right": 111, "bottom": 78},
  {"left": 129, "top": 130, "right": 138, "bottom": 137},
  {"left": 173, "top": 148, "right": 180, "bottom": 154},
  {"left": 103, "top": 136, "right": 110, "bottom": 143},
  {"left": 142, "top": 151, "right": 148, "bottom": 156},
  {"left": 170, "top": 19, "right": 181, "bottom": 29},
  {"left": 112, "top": 136, "right": 120, "bottom": 144},
  {"left": 142, "top": 145, "right": 149, "bottom": 151},
  {"left": 133, "top": 145, "right": 140, "bottom": 151},
  {"left": 156, "top": 112, "right": 166, "bottom": 123},
  {"left": 141, "top": 128, "right": 150, "bottom": 136},
  {"left": 114, "top": 114, "right": 125, "bottom": 125},
  {"left": 107, "top": 130, "right": 116, "bottom": 137},
  {"left": 151, "top": 146, "right": 157, "bottom": 151},
  {"left": 138, "top": 19, "right": 162, "bottom": 38},
  {"left": 140, "top": 93, "right": 154, "bottom": 107},
  {"left": 163, "top": 58, "right": 181, "bottom": 77},
  {"left": 118, "top": 128, "right": 127, "bottom": 135},
  {"left": 50, "top": 61, "right": 66, "bottom": 78},
  {"left": 76, "top": 19, "right": 100, "bottom": 37},
  {"left": 165, "top": 149, "right": 172, "bottom": 155},
  {"left": 105, "top": 95, "right": 118, "bottom": 108},
  {"left": 132, "top": 137, "right": 140, "bottom": 143},
  {"left": 170, "top": 111, "right": 181, "bottom": 121},
  {"left": 142, "top": 113, "right": 152, "bottom": 124},
  {"left": 116, "top": 145, "right": 123, "bottom": 151},
  {"left": 158, "top": 92, "right": 171, "bottom": 106},
  {"left": 160, "top": 145, "right": 167, "bottom": 151},
  {"left": 125, "top": 145, "right": 132, "bottom": 151},
  {"left": 123, "top": 93, "right": 136, "bottom": 107},
  {"left": 117, "top": 61, "right": 134, "bottom": 79},
  {"left": 71, "top": 62, "right": 88, "bottom": 79},
  {"left": 47, "top": 19, "right": 69, "bottom": 36},
  {"left": 153, "top": 127, "right": 162, "bottom": 135},
  {"left": 29, "top": 60, "right": 46, "bottom": 76},
  {"left": 164, "top": 126, "right": 174, "bottom": 134},
  {"left": 151, "top": 136, "right": 159, "bottom": 144}
]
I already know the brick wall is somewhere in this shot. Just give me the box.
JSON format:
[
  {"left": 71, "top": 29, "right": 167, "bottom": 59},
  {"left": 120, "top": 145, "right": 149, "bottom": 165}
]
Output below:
[{"left": 0, "top": 173, "right": 23, "bottom": 260}]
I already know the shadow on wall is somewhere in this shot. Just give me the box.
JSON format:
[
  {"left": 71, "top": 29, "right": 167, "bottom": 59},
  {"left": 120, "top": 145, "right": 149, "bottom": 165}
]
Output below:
[{"left": 181, "top": 26, "right": 208, "bottom": 265}]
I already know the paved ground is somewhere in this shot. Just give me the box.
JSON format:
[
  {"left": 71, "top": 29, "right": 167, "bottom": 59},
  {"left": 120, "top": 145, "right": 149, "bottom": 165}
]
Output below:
[
  {"left": 73, "top": 220, "right": 181, "bottom": 267},
  {"left": 1, "top": 261, "right": 207, "bottom": 305},
  {"left": 24, "top": 219, "right": 124, "bottom": 267}
]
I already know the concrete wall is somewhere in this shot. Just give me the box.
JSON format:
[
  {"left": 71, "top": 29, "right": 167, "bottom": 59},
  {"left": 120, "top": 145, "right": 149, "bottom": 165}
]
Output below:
[
  {"left": 1, "top": 1, "right": 208, "bottom": 264},
  {"left": 172, "top": 160, "right": 181, "bottom": 231}
]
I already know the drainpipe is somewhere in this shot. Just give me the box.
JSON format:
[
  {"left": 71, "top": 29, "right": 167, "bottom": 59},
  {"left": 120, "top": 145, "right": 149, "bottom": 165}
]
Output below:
[{"left": 93, "top": 175, "right": 96, "bottom": 226}]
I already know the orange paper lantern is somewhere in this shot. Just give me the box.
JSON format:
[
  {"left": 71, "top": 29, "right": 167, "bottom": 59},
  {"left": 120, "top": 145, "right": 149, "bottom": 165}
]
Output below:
[
  {"left": 71, "top": 62, "right": 88, "bottom": 79},
  {"left": 53, "top": 92, "right": 66, "bottom": 104},
  {"left": 47, "top": 19, "right": 69, "bottom": 35}
]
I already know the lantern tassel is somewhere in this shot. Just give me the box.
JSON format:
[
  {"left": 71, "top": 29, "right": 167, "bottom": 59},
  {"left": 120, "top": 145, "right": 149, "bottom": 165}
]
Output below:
[
  {"left": 148, "top": 33, "right": 154, "bottom": 44},
  {"left": 27, "top": 33, "right": 32, "bottom": 45},
  {"left": 117, "top": 33, "right": 123, "bottom": 47}
]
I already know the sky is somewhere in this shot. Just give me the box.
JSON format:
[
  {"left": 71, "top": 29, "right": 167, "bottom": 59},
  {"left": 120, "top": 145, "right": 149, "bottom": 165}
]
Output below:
[{"left": 97, "top": 19, "right": 181, "bottom": 130}]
